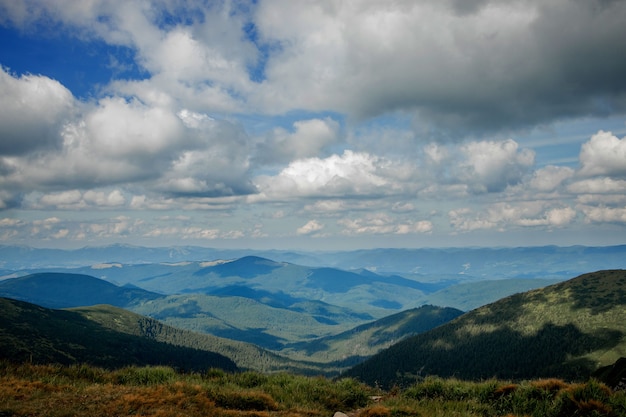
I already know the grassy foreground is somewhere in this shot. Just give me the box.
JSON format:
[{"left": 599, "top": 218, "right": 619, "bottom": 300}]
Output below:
[{"left": 1, "top": 362, "right": 625, "bottom": 417}]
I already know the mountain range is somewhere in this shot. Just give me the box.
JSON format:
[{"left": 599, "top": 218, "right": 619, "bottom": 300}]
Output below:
[
  {"left": 1, "top": 268, "right": 625, "bottom": 384},
  {"left": 1, "top": 244, "right": 625, "bottom": 384},
  {"left": 0, "top": 255, "right": 562, "bottom": 351},
  {"left": 3, "top": 244, "right": 626, "bottom": 277}
]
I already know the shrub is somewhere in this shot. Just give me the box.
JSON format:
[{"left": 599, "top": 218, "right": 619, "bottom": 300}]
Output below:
[
  {"left": 552, "top": 380, "right": 613, "bottom": 417},
  {"left": 530, "top": 378, "right": 568, "bottom": 394},
  {"left": 235, "top": 371, "right": 270, "bottom": 388},
  {"left": 212, "top": 390, "right": 279, "bottom": 411},
  {"left": 403, "top": 377, "right": 472, "bottom": 401},
  {"left": 361, "top": 405, "right": 392, "bottom": 417},
  {"left": 113, "top": 365, "right": 177, "bottom": 385},
  {"left": 205, "top": 367, "right": 227, "bottom": 380}
]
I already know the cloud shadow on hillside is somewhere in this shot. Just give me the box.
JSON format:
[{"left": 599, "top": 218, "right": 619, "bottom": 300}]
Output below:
[{"left": 350, "top": 322, "right": 623, "bottom": 387}]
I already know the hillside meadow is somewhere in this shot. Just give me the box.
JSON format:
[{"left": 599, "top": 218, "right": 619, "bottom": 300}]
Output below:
[{"left": 1, "top": 362, "right": 625, "bottom": 417}]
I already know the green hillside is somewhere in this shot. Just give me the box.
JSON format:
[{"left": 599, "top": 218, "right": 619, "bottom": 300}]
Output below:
[
  {"left": 0, "top": 297, "right": 330, "bottom": 375},
  {"left": 130, "top": 293, "right": 370, "bottom": 350},
  {"left": 418, "top": 278, "right": 563, "bottom": 311},
  {"left": 347, "top": 270, "right": 626, "bottom": 387},
  {"left": 283, "top": 305, "right": 464, "bottom": 366},
  {"left": 0, "top": 297, "right": 235, "bottom": 372}
]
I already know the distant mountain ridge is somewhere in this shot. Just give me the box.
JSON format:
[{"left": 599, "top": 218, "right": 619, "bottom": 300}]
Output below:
[
  {"left": 3, "top": 244, "right": 626, "bottom": 278},
  {"left": 346, "top": 269, "right": 626, "bottom": 387},
  {"left": 2, "top": 254, "right": 566, "bottom": 317},
  {"left": 0, "top": 272, "right": 162, "bottom": 309}
]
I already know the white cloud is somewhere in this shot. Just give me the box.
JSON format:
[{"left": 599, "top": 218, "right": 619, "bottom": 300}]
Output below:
[
  {"left": 580, "top": 206, "right": 626, "bottom": 224},
  {"left": 84, "top": 190, "right": 126, "bottom": 207},
  {"left": 0, "top": 91, "right": 255, "bottom": 199},
  {"left": 1, "top": 1, "right": 626, "bottom": 247},
  {"left": 297, "top": 220, "right": 324, "bottom": 235},
  {"left": 3, "top": 0, "right": 626, "bottom": 133},
  {"left": 567, "top": 178, "right": 626, "bottom": 195},
  {"left": 529, "top": 165, "right": 575, "bottom": 192},
  {"left": 252, "top": 0, "right": 626, "bottom": 133},
  {"left": 256, "top": 118, "right": 340, "bottom": 165},
  {"left": 39, "top": 191, "right": 83, "bottom": 208},
  {"left": 253, "top": 150, "right": 395, "bottom": 200},
  {"left": 0, "top": 68, "right": 75, "bottom": 155},
  {"left": 459, "top": 139, "right": 535, "bottom": 193},
  {"left": 0, "top": 218, "right": 24, "bottom": 227},
  {"left": 86, "top": 97, "right": 184, "bottom": 158},
  {"left": 449, "top": 202, "right": 576, "bottom": 232},
  {"left": 579, "top": 131, "right": 626, "bottom": 177},
  {"left": 339, "top": 213, "right": 432, "bottom": 236},
  {"left": 546, "top": 207, "right": 577, "bottom": 227}
]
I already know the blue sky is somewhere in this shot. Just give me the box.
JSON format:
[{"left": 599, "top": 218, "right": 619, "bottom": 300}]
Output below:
[{"left": 1, "top": 0, "right": 626, "bottom": 250}]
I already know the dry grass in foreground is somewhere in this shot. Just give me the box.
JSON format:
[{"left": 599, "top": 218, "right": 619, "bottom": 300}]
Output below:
[{"left": 1, "top": 362, "right": 625, "bottom": 417}]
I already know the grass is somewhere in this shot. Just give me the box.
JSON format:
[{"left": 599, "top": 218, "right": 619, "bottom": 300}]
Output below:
[{"left": 1, "top": 362, "right": 625, "bottom": 417}]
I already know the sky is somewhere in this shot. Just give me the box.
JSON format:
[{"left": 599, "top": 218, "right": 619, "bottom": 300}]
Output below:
[{"left": 1, "top": 0, "right": 626, "bottom": 251}]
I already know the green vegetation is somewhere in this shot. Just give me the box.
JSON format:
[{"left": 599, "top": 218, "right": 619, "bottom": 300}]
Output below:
[
  {"left": 0, "top": 297, "right": 466, "bottom": 376},
  {"left": 0, "top": 297, "right": 237, "bottom": 373},
  {"left": 417, "top": 278, "right": 563, "bottom": 311},
  {"left": 130, "top": 293, "right": 363, "bottom": 349},
  {"left": 1, "top": 362, "right": 624, "bottom": 417},
  {"left": 283, "top": 305, "right": 464, "bottom": 366},
  {"left": 348, "top": 270, "right": 626, "bottom": 387},
  {"left": 1, "top": 297, "right": 325, "bottom": 374}
]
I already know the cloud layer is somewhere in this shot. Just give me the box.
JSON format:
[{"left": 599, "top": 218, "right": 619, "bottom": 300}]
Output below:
[{"left": 1, "top": 0, "right": 626, "bottom": 247}]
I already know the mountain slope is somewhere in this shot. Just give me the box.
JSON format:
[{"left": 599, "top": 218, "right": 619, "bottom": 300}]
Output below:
[
  {"left": 0, "top": 272, "right": 375, "bottom": 350},
  {"left": 0, "top": 297, "right": 331, "bottom": 374},
  {"left": 346, "top": 270, "right": 626, "bottom": 387},
  {"left": 0, "top": 272, "right": 162, "bottom": 308},
  {"left": 417, "top": 278, "right": 563, "bottom": 311},
  {"left": 283, "top": 305, "right": 464, "bottom": 366},
  {"left": 0, "top": 297, "right": 236, "bottom": 372},
  {"left": 15, "top": 257, "right": 429, "bottom": 316},
  {"left": 129, "top": 293, "right": 368, "bottom": 350}
]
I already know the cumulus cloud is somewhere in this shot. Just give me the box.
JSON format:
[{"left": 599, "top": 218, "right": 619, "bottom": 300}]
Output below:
[
  {"left": 253, "top": 0, "right": 626, "bottom": 133},
  {"left": 255, "top": 117, "right": 340, "bottom": 165},
  {"left": 253, "top": 150, "right": 397, "bottom": 200},
  {"left": 568, "top": 177, "right": 626, "bottom": 195},
  {"left": 449, "top": 202, "right": 576, "bottom": 232},
  {"left": 0, "top": 82, "right": 255, "bottom": 200},
  {"left": 529, "top": 165, "right": 575, "bottom": 192},
  {"left": 4, "top": 0, "right": 626, "bottom": 134},
  {"left": 339, "top": 213, "right": 432, "bottom": 236},
  {"left": 422, "top": 139, "right": 535, "bottom": 194},
  {"left": 1, "top": 1, "right": 626, "bottom": 246},
  {"left": 0, "top": 68, "right": 75, "bottom": 155},
  {"left": 30, "top": 189, "right": 126, "bottom": 210},
  {"left": 580, "top": 206, "right": 626, "bottom": 224},
  {"left": 459, "top": 139, "right": 535, "bottom": 192},
  {"left": 579, "top": 131, "right": 626, "bottom": 177},
  {"left": 297, "top": 219, "right": 324, "bottom": 236}
]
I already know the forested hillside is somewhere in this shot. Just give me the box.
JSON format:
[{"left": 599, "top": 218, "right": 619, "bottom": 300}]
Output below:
[
  {"left": 0, "top": 297, "right": 236, "bottom": 372},
  {"left": 347, "top": 270, "right": 626, "bottom": 387},
  {"left": 283, "top": 305, "right": 464, "bottom": 366},
  {"left": 0, "top": 297, "right": 337, "bottom": 374}
]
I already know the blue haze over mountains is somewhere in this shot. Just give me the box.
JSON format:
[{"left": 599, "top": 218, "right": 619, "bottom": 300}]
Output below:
[
  {"left": 1, "top": 244, "right": 626, "bottom": 362},
  {"left": 2, "top": 245, "right": 625, "bottom": 315},
  {"left": 2, "top": 244, "right": 626, "bottom": 277}
]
